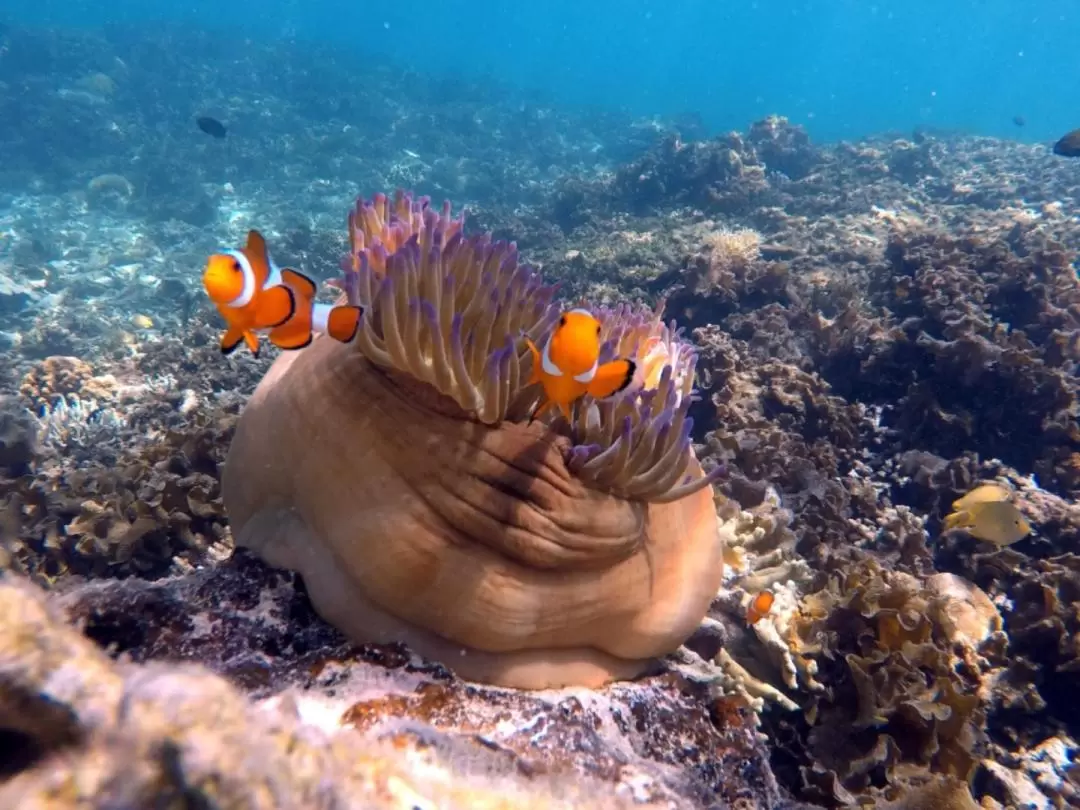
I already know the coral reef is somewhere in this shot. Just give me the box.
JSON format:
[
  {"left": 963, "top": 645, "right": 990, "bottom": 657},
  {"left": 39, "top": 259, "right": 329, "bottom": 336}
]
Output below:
[
  {"left": 1, "top": 411, "right": 232, "bottom": 583},
  {"left": 528, "top": 121, "right": 1080, "bottom": 807},
  {"left": 4, "top": 20, "right": 1080, "bottom": 802},
  {"left": 810, "top": 225, "right": 1080, "bottom": 496},
  {"left": 226, "top": 191, "right": 726, "bottom": 690}
]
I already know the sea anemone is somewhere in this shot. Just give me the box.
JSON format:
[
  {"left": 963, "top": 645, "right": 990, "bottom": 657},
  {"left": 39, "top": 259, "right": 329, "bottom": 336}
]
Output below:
[{"left": 224, "top": 190, "right": 726, "bottom": 689}]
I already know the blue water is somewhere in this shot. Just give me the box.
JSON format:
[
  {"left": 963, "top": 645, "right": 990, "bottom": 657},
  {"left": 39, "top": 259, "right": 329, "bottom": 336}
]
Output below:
[{"left": 4, "top": 0, "right": 1077, "bottom": 145}]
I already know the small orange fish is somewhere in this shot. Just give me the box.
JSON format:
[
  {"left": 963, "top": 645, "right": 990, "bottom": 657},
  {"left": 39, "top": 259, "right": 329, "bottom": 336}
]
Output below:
[
  {"left": 746, "top": 590, "right": 774, "bottom": 625},
  {"left": 203, "top": 230, "right": 361, "bottom": 356},
  {"left": 524, "top": 308, "right": 636, "bottom": 422}
]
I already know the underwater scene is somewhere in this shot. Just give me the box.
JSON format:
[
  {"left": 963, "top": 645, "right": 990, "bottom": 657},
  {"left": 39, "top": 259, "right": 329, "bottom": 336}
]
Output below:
[{"left": 0, "top": 2, "right": 1079, "bottom": 808}]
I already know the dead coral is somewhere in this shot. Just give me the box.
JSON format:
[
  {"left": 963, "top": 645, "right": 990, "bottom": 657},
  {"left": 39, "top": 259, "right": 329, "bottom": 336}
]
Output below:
[
  {"left": 939, "top": 545, "right": 1080, "bottom": 735},
  {"left": 31, "top": 394, "right": 126, "bottom": 463},
  {"left": 547, "top": 117, "right": 819, "bottom": 230},
  {"left": 746, "top": 114, "right": 824, "bottom": 182},
  {"left": 0, "top": 575, "right": 655, "bottom": 810},
  {"left": 653, "top": 224, "right": 795, "bottom": 333},
  {"left": 611, "top": 130, "right": 776, "bottom": 216}
]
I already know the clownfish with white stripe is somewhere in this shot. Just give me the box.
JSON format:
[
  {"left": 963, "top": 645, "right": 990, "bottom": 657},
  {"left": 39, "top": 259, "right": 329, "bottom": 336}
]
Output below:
[
  {"left": 202, "top": 230, "right": 362, "bottom": 357},
  {"left": 524, "top": 308, "right": 636, "bottom": 423}
]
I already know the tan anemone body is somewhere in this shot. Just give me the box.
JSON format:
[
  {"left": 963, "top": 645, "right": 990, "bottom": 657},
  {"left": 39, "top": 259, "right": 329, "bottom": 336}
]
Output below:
[
  {"left": 226, "top": 337, "right": 723, "bottom": 689},
  {"left": 223, "top": 191, "right": 724, "bottom": 690}
]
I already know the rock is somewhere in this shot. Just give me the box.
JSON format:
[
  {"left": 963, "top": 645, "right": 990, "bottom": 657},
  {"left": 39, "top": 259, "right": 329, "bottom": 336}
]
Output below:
[
  {"left": 977, "top": 759, "right": 1051, "bottom": 810},
  {"left": 0, "top": 554, "right": 809, "bottom": 808},
  {"left": 0, "top": 272, "right": 36, "bottom": 315}
]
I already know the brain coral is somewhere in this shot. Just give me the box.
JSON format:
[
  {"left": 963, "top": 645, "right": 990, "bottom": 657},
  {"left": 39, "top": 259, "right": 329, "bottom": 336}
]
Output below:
[{"left": 224, "top": 191, "right": 726, "bottom": 689}]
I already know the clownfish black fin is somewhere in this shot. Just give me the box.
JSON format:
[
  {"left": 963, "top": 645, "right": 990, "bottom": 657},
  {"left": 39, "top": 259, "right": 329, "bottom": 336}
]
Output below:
[
  {"left": 220, "top": 327, "right": 245, "bottom": 356},
  {"left": 587, "top": 359, "right": 636, "bottom": 400}
]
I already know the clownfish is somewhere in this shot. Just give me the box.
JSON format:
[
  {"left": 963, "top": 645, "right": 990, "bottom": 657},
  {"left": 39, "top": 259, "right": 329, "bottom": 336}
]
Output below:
[
  {"left": 203, "top": 230, "right": 362, "bottom": 357},
  {"left": 524, "top": 308, "right": 636, "bottom": 423},
  {"left": 746, "top": 589, "right": 775, "bottom": 625}
]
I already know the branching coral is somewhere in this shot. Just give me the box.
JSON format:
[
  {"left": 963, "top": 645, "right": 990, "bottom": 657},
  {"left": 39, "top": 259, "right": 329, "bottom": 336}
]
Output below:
[
  {"left": 31, "top": 394, "right": 124, "bottom": 459},
  {"left": 225, "top": 190, "right": 725, "bottom": 689}
]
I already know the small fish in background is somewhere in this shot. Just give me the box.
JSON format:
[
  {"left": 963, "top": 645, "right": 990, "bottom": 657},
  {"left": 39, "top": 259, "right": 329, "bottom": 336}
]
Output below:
[
  {"left": 202, "top": 229, "right": 362, "bottom": 357},
  {"left": 1052, "top": 128, "right": 1080, "bottom": 157},
  {"left": 130, "top": 313, "right": 154, "bottom": 330},
  {"left": 196, "top": 115, "right": 227, "bottom": 139},
  {"left": 1012, "top": 115, "right": 1026, "bottom": 127},
  {"left": 745, "top": 589, "right": 775, "bottom": 625},
  {"left": 942, "top": 482, "right": 1032, "bottom": 546},
  {"left": 524, "top": 308, "right": 637, "bottom": 423}
]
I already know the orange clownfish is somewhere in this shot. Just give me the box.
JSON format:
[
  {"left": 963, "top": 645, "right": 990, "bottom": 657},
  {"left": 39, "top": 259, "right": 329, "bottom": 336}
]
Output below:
[
  {"left": 524, "top": 308, "right": 636, "bottom": 423},
  {"left": 203, "top": 230, "right": 362, "bottom": 357},
  {"left": 746, "top": 590, "right": 775, "bottom": 625}
]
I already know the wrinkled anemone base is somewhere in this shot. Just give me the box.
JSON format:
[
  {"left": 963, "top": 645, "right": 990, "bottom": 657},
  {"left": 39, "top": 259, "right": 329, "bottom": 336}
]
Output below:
[{"left": 224, "top": 336, "right": 724, "bottom": 690}]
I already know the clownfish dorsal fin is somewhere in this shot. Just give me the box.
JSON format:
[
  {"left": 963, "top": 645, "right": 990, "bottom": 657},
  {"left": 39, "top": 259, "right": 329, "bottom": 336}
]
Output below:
[
  {"left": 245, "top": 230, "right": 271, "bottom": 284},
  {"left": 281, "top": 268, "right": 318, "bottom": 300}
]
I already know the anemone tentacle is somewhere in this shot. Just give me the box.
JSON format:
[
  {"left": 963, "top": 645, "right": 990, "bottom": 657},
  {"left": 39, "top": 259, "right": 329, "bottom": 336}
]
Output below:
[{"left": 334, "top": 189, "right": 723, "bottom": 502}]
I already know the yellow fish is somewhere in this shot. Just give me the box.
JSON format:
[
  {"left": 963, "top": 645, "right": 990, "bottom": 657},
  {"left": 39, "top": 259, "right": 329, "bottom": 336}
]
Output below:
[
  {"left": 951, "top": 482, "right": 1012, "bottom": 512},
  {"left": 943, "top": 500, "right": 1032, "bottom": 546}
]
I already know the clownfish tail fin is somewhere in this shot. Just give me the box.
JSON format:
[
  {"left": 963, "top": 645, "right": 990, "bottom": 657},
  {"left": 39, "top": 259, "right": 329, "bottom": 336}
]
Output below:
[
  {"left": 326, "top": 305, "right": 362, "bottom": 343},
  {"left": 586, "top": 359, "right": 636, "bottom": 400}
]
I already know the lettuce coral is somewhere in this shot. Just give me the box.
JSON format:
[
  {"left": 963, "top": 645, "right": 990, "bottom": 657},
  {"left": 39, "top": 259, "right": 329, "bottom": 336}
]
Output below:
[{"left": 223, "top": 190, "right": 726, "bottom": 689}]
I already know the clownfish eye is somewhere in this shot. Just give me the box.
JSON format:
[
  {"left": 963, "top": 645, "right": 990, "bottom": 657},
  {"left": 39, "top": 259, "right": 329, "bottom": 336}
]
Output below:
[
  {"left": 595, "top": 324, "right": 601, "bottom": 335},
  {"left": 232, "top": 260, "right": 242, "bottom": 273},
  {"left": 559, "top": 315, "right": 567, "bottom": 327}
]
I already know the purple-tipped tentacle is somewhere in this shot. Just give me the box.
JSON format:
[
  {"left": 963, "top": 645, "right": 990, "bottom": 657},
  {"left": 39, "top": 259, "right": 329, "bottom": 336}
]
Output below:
[{"left": 566, "top": 443, "right": 603, "bottom": 474}]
